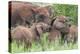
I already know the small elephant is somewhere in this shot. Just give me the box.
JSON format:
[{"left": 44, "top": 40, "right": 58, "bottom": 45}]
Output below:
[
  {"left": 49, "top": 15, "right": 71, "bottom": 42},
  {"left": 52, "top": 15, "right": 69, "bottom": 30},
  {"left": 11, "top": 22, "right": 50, "bottom": 48},
  {"left": 11, "top": 26, "right": 33, "bottom": 48},
  {"left": 48, "top": 28, "right": 61, "bottom": 42},
  {"left": 65, "top": 25, "right": 78, "bottom": 43}
]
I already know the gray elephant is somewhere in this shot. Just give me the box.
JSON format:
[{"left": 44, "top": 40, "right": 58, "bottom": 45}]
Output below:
[
  {"left": 9, "top": 1, "right": 52, "bottom": 28},
  {"left": 64, "top": 25, "right": 78, "bottom": 43},
  {"left": 48, "top": 27, "right": 61, "bottom": 42},
  {"left": 49, "top": 15, "right": 71, "bottom": 42},
  {"left": 9, "top": 1, "right": 38, "bottom": 27}
]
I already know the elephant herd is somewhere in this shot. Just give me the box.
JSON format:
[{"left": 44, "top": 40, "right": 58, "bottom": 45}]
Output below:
[{"left": 9, "top": 1, "right": 78, "bottom": 48}]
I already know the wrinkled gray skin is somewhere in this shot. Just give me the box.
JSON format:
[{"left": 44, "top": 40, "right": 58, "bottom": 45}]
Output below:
[
  {"left": 11, "top": 22, "right": 50, "bottom": 48},
  {"left": 9, "top": 1, "right": 52, "bottom": 28}
]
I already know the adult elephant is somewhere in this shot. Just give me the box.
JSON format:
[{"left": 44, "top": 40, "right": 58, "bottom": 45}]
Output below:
[
  {"left": 9, "top": 1, "right": 52, "bottom": 28},
  {"left": 9, "top": 1, "right": 39, "bottom": 27},
  {"left": 34, "top": 6, "right": 54, "bottom": 25}
]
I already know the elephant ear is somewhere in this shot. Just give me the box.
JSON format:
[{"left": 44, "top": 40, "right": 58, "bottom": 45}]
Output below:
[
  {"left": 45, "top": 6, "right": 55, "bottom": 18},
  {"left": 31, "top": 7, "right": 38, "bottom": 14},
  {"left": 36, "top": 25, "right": 43, "bottom": 36},
  {"left": 50, "top": 16, "right": 57, "bottom": 26}
]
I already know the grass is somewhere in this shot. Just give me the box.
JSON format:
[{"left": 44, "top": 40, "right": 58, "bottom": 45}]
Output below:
[{"left": 11, "top": 33, "right": 78, "bottom": 53}]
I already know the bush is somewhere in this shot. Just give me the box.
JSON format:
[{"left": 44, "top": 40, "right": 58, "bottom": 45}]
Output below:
[{"left": 52, "top": 4, "right": 78, "bottom": 25}]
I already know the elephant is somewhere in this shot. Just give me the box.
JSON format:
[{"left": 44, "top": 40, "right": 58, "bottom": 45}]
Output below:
[
  {"left": 64, "top": 25, "right": 78, "bottom": 43},
  {"left": 11, "top": 26, "right": 33, "bottom": 49},
  {"left": 34, "top": 6, "right": 52, "bottom": 25},
  {"left": 9, "top": 1, "right": 38, "bottom": 27},
  {"left": 49, "top": 15, "right": 71, "bottom": 42},
  {"left": 11, "top": 22, "right": 50, "bottom": 48},
  {"left": 9, "top": 1, "right": 52, "bottom": 28},
  {"left": 48, "top": 27, "right": 61, "bottom": 42},
  {"left": 51, "top": 16, "right": 70, "bottom": 30}
]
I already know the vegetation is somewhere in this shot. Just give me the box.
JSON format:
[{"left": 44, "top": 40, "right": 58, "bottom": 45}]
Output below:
[
  {"left": 11, "top": 33, "right": 78, "bottom": 53},
  {"left": 52, "top": 4, "right": 78, "bottom": 25}
]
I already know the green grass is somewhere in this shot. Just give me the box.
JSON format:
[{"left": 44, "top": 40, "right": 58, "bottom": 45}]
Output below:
[{"left": 11, "top": 33, "right": 78, "bottom": 53}]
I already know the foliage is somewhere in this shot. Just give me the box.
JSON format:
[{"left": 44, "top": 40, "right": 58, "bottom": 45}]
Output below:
[{"left": 52, "top": 4, "right": 78, "bottom": 25}]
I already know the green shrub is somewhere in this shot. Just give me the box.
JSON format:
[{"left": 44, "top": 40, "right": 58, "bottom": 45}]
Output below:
[{"left": 52, "top": 4, "right": 78, "bottom": 25}]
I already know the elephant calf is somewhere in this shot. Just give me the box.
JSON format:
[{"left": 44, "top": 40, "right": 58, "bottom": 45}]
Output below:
[
  {"left": 48, "top": 15, "right": 71, "bottom": 42},
  {"left": 65, "top": 25, "right": 78, "bottom": 43},
  {"left": 11, "top": 26, "right": 33, "bottom": 48},
  {"left": 11, "top": 22, "right": 50, "bottom": 48},
  {"left": 52, "top": 15, "right": 69, "bottom": 31},
  {"left": 51, "top": 15, "right": 71, "bottom": 42},
  {"left": 48, "top": 28, "right": 61, "bottom": 42}
]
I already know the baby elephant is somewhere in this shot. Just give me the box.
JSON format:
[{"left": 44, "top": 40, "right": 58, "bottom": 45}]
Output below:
[
  {"left": 11, "top": 22, "right": 50, "bottom": 48},
  {"left": 50, "top": 15, "right": 71, "bottom": 42},
  {"left": 48, "top": 15, "right": 69, "bottom": 42},
  {"left": 65, "top": 25, "right": 78, "bottom": 43},
  {"left": 11, "top": 26, "right": 33, "bottom": 48},
  {"left": 48, "top": 28, "right": 61, "bottom": 42},
  {"left": 52, "top": 15, "right": 69, "bottom": 31}
]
